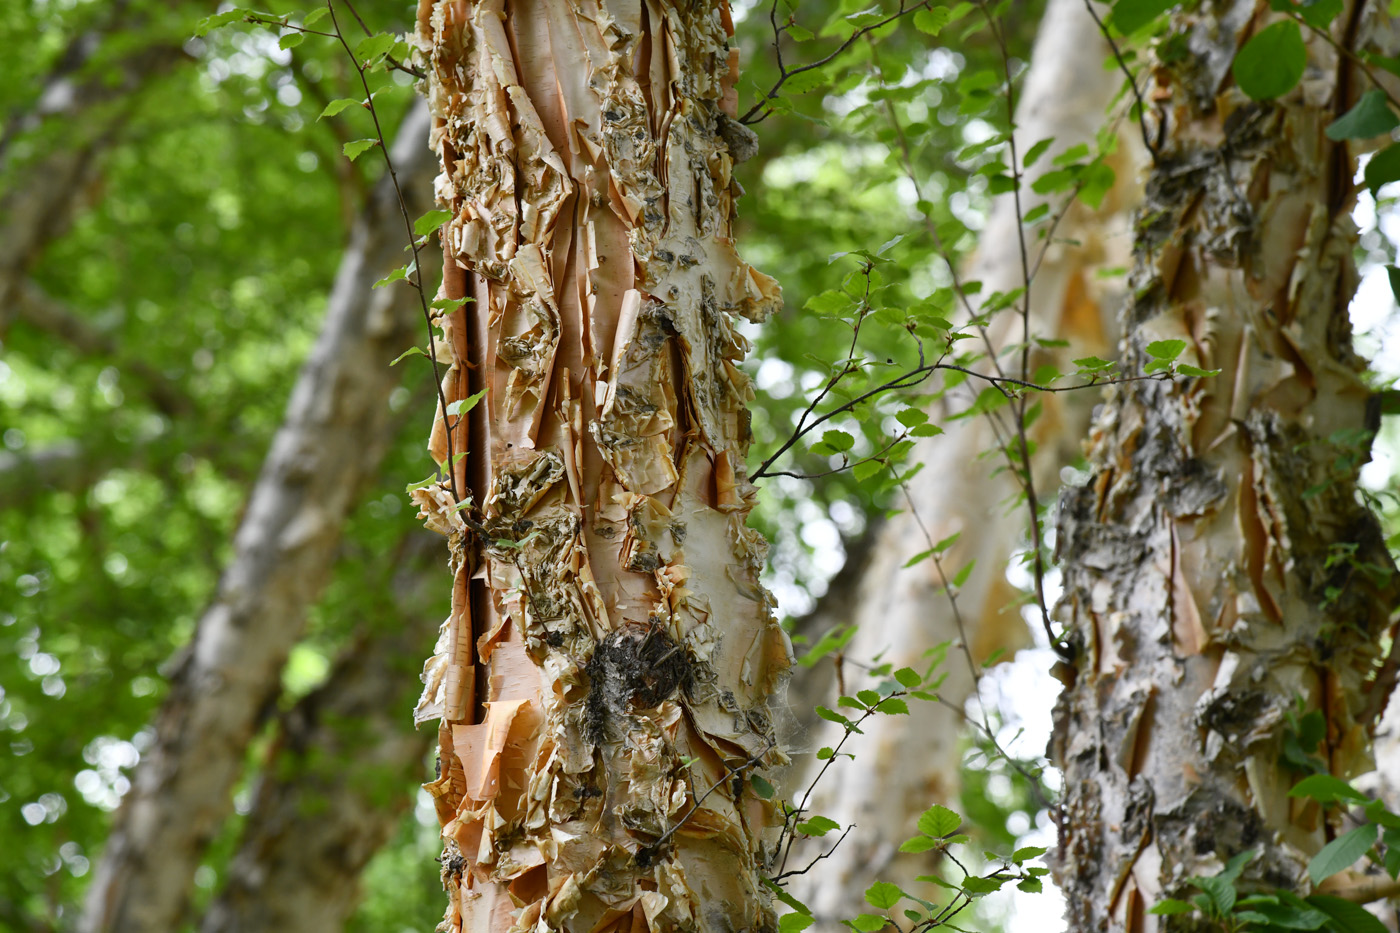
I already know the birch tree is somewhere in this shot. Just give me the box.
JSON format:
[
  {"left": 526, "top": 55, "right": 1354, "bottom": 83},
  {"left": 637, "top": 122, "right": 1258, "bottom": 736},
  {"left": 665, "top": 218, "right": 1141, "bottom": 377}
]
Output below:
[
  {"left": 410, "top": 1, "right": 791, "bottom": 931},
  {"left": 1050, "top": 0, "right": 1400, "bottom": 929}
]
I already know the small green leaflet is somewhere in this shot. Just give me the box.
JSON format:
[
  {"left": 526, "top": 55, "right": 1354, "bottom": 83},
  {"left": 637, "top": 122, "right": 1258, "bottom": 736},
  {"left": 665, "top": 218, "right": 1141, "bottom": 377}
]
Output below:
[
  {"left": 750, "top": 774, "right": 774, "bottom": 799},
  {"left": 1144, "top": 338, "right": 1187, "bottom": 360},
  {"left": 445, "top": 389, "right": 488, "bottom": 417},
  {"left": 195, "top": 9, "right": 252, "bottom": 36},
  {"left": 355, "top": 33, "right": 397, "bottom": 61},
  {"left": 916, "top": 804, "right": 961, "bottom": 838},
  {"left": 303, "top": 7, "right": 329, "bottom": 26},
  {"left": 1288, "top": 773, "right": 1368, "bottom": 806},
  {"left": 1325, "top": 89, "right": 1399, "bottom": 140},
  {"left": 1110, "top": 0, "right": 1177, "bottom": 34},
  {"left": 373, "top": 261, "right": 414, "bottom": 288},
  {"left": 778, "top": 915, "right": 814, "bottom": 933},
  {"left": 390, "top": 346, "right": 426, "bottom": 366},
  {"left": 796, "top": 815, "right": 840, "bottom": 837},
  {"left": 319, "top": 98, "right": 363, "bottom": 120},
  {"left": 1233, "top": 20, "right": 1306, "bottom": 100},
  {"left": 1365, "top": 143, "right": 1400, "bottom": 198},
  {"left": 913, "top": 6, "right": 954, "bottom": 34},
  {"left": 414, "top": 208, "right": 454, "bottom": 237},
  {"left": 1147, "top": 899, "right": 1193, "bottom": 916},
  {"left": 278, "top": 31, "right": 305, "bottom": 49},
  {"left": 344, "top": 138, "right": 380, "bottom": 161}
]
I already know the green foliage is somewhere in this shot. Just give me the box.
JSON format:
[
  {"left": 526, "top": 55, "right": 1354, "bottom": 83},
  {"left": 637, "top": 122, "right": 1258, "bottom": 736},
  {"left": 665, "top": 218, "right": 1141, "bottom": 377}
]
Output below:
[{"left": 1233, "top": 21, "right": 1306, "bottom": 100}]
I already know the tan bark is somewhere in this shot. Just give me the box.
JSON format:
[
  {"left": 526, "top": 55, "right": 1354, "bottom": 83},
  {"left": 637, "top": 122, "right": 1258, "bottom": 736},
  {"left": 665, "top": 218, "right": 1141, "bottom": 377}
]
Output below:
[
  {"left": 1050, "top": 2, "right": 1400, "bottom": 930},
  {"left": 411, "top": 2, "right": 789, "bottom": 931},
  {"left": 198, "top": 532, "right": 443, "bottom": 933},
  {"left": 788, "top": 1, "right": 1140, "bottom": 921},
  {"left": 80, "top": 102, "right": 438, "bottom": 933}
]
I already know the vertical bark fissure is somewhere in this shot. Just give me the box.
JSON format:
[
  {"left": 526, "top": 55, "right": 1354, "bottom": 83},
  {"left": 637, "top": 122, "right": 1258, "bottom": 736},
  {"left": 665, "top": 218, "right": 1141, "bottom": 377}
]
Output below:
[
  {"left": 1050, "top": 2, "right": 1400, "bottom": 929},
  {"left": 412, "top": 2, "right": 790, "bottom": 931}
]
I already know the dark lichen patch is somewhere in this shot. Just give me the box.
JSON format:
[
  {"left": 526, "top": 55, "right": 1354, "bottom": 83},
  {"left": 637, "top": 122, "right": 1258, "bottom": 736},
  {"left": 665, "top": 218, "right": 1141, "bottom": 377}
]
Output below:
[{"left": 583, "top": 626, "right": 691, "bottom": 745}]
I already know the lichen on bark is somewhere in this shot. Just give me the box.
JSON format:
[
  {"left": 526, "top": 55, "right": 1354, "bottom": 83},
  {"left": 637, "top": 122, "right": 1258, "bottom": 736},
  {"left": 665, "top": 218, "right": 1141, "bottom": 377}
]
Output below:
[
  {"left": 409, "top": 2, "right": 791, "bottom": 931},
  {"left": 1049, "top": 2, "right": 1400, "bottom": 930}
]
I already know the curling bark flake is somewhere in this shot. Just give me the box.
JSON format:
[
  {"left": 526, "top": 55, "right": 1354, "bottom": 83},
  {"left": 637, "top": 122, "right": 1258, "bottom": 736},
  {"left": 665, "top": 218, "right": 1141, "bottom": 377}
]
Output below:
[
  {"left": 1051, "top": 2, "right": 1400, "bottom": 929},
  {"left": 410, "top": 2, "right": 790, "bottom": 931}
]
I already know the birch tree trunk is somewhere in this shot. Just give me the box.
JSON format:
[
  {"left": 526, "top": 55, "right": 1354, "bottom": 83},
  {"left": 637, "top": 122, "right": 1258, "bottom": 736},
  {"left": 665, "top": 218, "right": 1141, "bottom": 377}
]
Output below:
[
  {"left": 1051, "top": 2, "right": 1400, "bottom": 929},
  {"left": 789, "top": 1, "right": 1140, "bottom": 921},
  {"left": 80, "top": 102, "right": 437, "bottom": 933},
  {"left": 410, "top": 1, "right": 791, "bottom": 931}
]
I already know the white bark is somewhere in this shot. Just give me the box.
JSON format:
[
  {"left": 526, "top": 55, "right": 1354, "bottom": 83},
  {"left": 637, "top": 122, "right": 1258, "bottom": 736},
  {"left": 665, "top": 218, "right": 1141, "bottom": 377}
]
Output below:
[
  {"left": 790, "top": 1, "right": 1142, "bottom": 922},
  {"left": 81, "top": 102, "right": 438, "bottom": 933}
]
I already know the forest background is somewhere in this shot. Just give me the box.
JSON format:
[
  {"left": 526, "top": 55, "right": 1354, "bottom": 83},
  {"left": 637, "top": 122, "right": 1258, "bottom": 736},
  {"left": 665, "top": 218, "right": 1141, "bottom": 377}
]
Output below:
[{"left": 4, "top": 0, "right": 1400, "bottom": 931}]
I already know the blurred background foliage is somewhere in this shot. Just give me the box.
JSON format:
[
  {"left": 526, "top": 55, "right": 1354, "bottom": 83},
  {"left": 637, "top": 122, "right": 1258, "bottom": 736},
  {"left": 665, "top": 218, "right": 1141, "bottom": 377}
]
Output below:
[{"left": 22, "top": 0, "right": 1396, "bottom": 930}]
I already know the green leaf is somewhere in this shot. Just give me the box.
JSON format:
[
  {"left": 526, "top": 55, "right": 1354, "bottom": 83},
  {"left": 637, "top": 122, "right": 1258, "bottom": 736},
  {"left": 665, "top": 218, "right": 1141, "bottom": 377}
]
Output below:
[
  {"left": 899, "top": 835, "right": 940, "bottom": 853},
  {"left": 894, "top": 667, "right": 921, "bottom": 688},
  {"left": 355, "top": 33, "right": 397, "bottom": 61},
  {"left": 319, "top": 98, "right": 362, "bottom": 120},
  {"left": 951, "top": 559, "right": 975, "bottom": 588},
  {"left": 1307, "top": 824, "right": 1377, "bottom": 884},
  {"left": 779, "top": 914, "right": 815, "bottom": 933},
  {"left": 1012, "top": 846, "right": 1047, "bottom": 863},
  {"left": 785, "top": 23, "right": 815, "bottom": 41},
  {"left": 875, "top": 697, "right": 909, "bottom": 715},
  {"left": 1305, "top": 894, "right": 1390, "bottom": 933},
  {"left": 1144, "top": 338, "right": 1187, "bottom": 360},
  {"left": 1325, "top": 89, "right": 1400, "bottom": 140},
  {"left": 445, "top": 389, "right": 488, "bottom": 417},
  {"left": 961, "top": 875, "right": 1006, "bottom": 896},
  {"left": 765, "top": 878, "right": 812, "bottom": 917},
  {"left": 844, "top": 915, "right": 886, "bottom": 933},
  {"left": 805, "top": 290, "right": 852, "bottom": 314},
  {"left": 1365, "top": 143, "right": 1400, "bottom": 198},
  {"left": 414, "top": 208, "right": 454, "bottom": 237},
  {"left": 797, "top": 815, "right": 840, "bottom": 837},
  {"left": 1235, "top": 893, "right": 1331, "bottom": 930},
  {"left": 303, "top": 7, "right": 330, "bottom": 26},
  {"left": 820, "top": 429, "right": 855, "bottom": 452},
  {"left": 373, "top": 263, "right": 411, "bottom": 288},
  {"left": 851, "top": 459, "right": 883, "bottom": 482},
  {"left": 1176, "top": 364, "right": 1221, "bottom": 377},
  {"left": 1233, "top": 20, "right": 1306, "bottom": 100},
  {"left": 1110, "top": 0, "right": 1178, "bottom": 34},
  {"left": 431, "top": 296, "right": 473, "bottom": 311},
  {"left": 916, "top": 804, "right": 961, "bottom": 838},
  {"left": 1388, "top": 266, "right": 1400, "bottom": 305},
  {"left": 913, "top": 6, "right": 953, "bottom": 34},
  {"left": 1073, "top": 355, "right": 1115, "bottom": 371},
  {"left": 390, "top": 346, "right": 426, "bottom": 366},
  {"left": 1147, "top": 899, "right": 1194, "bottom": 916},
  {"left": 195, "top": 9, "right": 250, "bottom": 36},
  {"left": 865, "top": 881, "right": 902, "bottom": 909},
  {"left": 1023, "top": 137, "right": 1055, "bottom": 169},
  {"left": 750, "top": 774, "right": 775, "bottom": 799},
  {"left": 344, "top": 138, "right": 380, "bottom": 161},
  {"left": 1289, "top": 774, "right": 1369, "bottom": 806},
  {"left": 278, "top": 31, "right": 305, "bottom": 49}
]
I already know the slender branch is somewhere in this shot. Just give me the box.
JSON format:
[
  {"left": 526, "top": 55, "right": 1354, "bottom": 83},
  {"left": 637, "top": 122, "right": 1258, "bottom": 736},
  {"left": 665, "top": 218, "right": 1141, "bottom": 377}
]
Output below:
[{"left": 1080, "top": 0, "right": 1161, "bottom": 165}]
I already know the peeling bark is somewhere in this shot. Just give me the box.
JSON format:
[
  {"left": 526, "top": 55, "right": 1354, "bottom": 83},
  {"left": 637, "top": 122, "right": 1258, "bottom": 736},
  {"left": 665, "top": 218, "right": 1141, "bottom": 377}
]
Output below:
[
  {"left": 411, "top": 2, "right": 790, "bottom": 931},
  {"left": 198, "top": 532, "right": 444, "bottom": 933},
  {"left": 787, "top": 2, "right": 1139, "bottom": 922},
  {"left": 1050, "top": 3, "right": 1400, "bottom": 930},
  {"left": 80, "top": 103, "right": 438, "bottom": 933}
]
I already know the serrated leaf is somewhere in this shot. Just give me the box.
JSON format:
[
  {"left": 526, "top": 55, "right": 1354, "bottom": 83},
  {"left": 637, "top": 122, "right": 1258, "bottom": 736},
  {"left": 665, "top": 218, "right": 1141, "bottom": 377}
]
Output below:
[
  {"left": 845, "top": 915, "right": 886, "bottom": 933},
  {"left": 344, "top": 138, "right": 380, "bottom": 161},
  {"left": 961, "top": 876, "right": 1005, "bottom": 896},
  {"left": 820, "top": 429, "right": 855, "bottom": 452},
  {"left": 865, "top": 881, "right": 901, "bottom": 909},
  {"left": 916, "top": 804, "right": 961, "bottom": 838},
  {"left": 1326, "top": 89, "right": 1400, "bottom": 140},
  {"left": 875, "top": 697, "right": 909, "bottom": 715},
  {"left": 805, "top": 290, "right": 852, "bottom": 314},
  {"left": 1234, "top": 20, "right": 1306, "bottom": 100},
  {"left": 414, "top": 208, "right": 453, "bottom": 237},
  {"left": 851, "top": 459, "right": 883, "bottom": 482},
  {"left": 1012, "top": 846, "right": 1048, "bottom": 863},
  {"left": 894, "top": 667, "right": 920, "bottom": 688},
  {"left": 319, "top": 97, "right": 362, "bottom": 120},
  {"left": 1307, "top": 824, "right": 1377, "bottom": 884}
]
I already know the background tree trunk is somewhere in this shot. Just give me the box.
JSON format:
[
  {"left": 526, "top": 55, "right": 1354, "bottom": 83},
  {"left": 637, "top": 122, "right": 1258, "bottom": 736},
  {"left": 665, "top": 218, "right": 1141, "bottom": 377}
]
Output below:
[
  {"left": 80, "top": 102, "right": 437, "bottom": 933},
  {"left": 788, "top": 0, "right": 1140, "bottom": 922},
  {"left": 1050, "top": 2, "right": 1400, "bottom": 929},
  {"left": 412, "top": 1, "right": 790, "bottom": 930}
]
